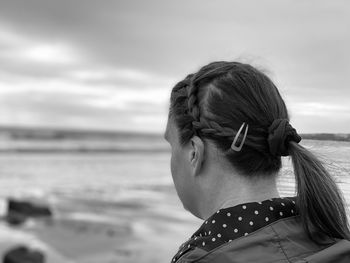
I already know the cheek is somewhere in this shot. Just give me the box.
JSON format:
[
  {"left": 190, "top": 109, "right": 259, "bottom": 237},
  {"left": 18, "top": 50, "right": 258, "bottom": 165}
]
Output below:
[
  {"left": 170, "top": 147, "right": 194, "bottom": 206},
  {"left": 170, "top": 147, "right": 184, "bottom": 187},
  {"left": 170, "top": 145, "right": 189, "bottom": 176},
  {"left": 170, "top": 148, "right": 180, "bottom": 180}
]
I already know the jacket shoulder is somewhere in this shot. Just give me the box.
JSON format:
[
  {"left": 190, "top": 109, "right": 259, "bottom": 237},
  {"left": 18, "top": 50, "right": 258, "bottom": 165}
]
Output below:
[
  {"left": 177, "top": 216, "right": 350, "bottom": 263},
  {"left": 293, "top": 239, "right": 350, "bottom": 263}
]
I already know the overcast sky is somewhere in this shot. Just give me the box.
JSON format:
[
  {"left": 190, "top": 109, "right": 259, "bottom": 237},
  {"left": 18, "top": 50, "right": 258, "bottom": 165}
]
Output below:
[{"left": 0, "top": 0, "right": 349, "bottom": 133}]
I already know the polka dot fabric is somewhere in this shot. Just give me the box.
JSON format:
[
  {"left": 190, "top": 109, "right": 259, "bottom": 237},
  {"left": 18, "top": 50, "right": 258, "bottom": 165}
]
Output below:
[{"left": 171, "top": 196, "right": 298, "bottom": 263}]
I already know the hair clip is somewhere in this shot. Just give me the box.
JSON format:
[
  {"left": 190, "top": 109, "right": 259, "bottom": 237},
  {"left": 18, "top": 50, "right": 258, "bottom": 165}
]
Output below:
[{"left": 231, "top": 122, "right": 249, "bottom": 152}]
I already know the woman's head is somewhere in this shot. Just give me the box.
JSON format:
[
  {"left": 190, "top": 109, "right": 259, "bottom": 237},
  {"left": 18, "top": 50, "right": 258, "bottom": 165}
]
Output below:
[
  {"left": 169, "top": 61, "right": 290, "bottom": 176},
  {"left": 166, "top": 60, "right": 350, "bottom": 244},
  {"left": 166, "top": 61, "right": 292, "bottom": 217}
]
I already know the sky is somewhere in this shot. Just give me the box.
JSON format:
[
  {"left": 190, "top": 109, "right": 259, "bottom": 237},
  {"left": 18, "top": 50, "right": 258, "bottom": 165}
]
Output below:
[{"left": 0, "top": 0, "right": 349, "bottom": 133}]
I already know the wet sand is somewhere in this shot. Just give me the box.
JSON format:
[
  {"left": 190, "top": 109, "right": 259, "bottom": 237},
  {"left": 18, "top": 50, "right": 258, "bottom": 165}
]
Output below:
[{"left": 0, "top": 213, "right": 199, "bottom": 263}]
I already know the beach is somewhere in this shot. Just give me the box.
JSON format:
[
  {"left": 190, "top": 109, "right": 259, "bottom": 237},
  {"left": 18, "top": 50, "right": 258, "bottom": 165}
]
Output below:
[{"left": 0, "top": 139, "right": 349, "bottom": 262}]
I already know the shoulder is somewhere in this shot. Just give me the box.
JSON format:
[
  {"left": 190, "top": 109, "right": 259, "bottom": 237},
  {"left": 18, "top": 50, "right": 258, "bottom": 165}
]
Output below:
[{"left": 176, "top": 216, "right": 350, "bottom": 263}]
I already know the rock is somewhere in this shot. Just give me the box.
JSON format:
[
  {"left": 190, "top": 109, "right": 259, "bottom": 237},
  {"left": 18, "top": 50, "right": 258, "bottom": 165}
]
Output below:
[
  {"left": 3, "top": 246, "right": 45, "bottom": 263},
  {"left": 8, "top": 199, "right": 52, "bottom": 217},
  {"left": 5, "top": 198, "right": 52, "bottom": 226},
  {"left": 4, "top": 212, "right": 27, "bottom": 226}
]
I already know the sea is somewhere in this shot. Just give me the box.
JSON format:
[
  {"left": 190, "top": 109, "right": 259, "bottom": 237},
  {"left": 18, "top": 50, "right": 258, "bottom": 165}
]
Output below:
[{"left": 0, "top": 137, "right": 349, "bottom": 262}]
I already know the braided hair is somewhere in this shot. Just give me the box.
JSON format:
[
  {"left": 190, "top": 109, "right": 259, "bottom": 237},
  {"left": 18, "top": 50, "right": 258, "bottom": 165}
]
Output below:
[
  {"left": 169, "top": 61, "right": 350, "bottom": 245},
  {"left": 170, "top": 61, "right": 286, "bottom": 176}
]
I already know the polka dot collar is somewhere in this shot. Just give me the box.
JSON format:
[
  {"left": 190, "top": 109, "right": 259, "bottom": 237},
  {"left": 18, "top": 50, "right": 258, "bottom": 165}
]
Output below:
[{"left": 172, "top": 196, "right": 298, "bottom": 262}]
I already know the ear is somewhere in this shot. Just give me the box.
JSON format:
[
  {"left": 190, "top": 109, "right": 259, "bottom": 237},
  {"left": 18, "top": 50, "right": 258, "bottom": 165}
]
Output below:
[{"left": 188, "top": 136, "right": 205, "bottom": 176}]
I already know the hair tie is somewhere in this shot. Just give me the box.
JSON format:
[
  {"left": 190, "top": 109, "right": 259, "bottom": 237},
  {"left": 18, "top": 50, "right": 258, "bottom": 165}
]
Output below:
[{"left": 267, "top": 119, "right": 301, "bottom": 156}]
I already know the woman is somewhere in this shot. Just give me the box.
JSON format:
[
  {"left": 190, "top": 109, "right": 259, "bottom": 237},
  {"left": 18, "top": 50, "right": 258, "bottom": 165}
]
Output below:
[{"left": 164, "top": 61, "right": 350, "bottom": 263}]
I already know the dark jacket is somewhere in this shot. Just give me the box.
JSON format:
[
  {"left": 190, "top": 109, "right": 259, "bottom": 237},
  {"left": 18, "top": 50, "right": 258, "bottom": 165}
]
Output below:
[{"left": 176, "top": 215, "right": 350, "bottom": 263}]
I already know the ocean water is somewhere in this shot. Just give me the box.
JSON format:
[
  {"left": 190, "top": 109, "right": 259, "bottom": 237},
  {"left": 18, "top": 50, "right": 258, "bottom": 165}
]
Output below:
[{"left": 0, "top": 139, "right": 349, "bottom": 261}]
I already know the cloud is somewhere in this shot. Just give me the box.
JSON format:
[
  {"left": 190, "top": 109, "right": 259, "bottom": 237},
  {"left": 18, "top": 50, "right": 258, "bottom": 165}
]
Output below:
[
  {"left": 0, "top": 26, "right": 80, "bottom": 64},
  {"left": 291, "top": 102, "right": 350, "bottom": 117},
  {"left": 0, "top": 0, "right": 349, "bottom": 132},
  {"left": 0, "top": 77, "right": 170, "bottom": 132}
]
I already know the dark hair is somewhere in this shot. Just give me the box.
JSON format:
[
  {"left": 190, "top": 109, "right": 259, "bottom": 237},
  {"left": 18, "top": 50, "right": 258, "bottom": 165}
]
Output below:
[{"left": 169, "top": 61, "right": 350, "bottom": 244}]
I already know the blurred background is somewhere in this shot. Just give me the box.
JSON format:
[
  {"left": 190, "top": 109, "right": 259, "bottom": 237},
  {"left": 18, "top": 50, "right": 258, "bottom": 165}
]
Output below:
[{"left": 0, "top": 0, "right": 349, "bottom": 262}]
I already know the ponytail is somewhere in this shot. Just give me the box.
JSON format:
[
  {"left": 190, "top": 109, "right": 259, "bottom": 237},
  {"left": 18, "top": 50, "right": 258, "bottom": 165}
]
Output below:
[{"left": 289, "top": 141, "right": 350, "bottom": 244}]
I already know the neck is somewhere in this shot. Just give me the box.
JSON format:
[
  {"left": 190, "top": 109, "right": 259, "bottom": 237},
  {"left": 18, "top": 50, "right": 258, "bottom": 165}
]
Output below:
[{"left": 198, "top": 173, "right": 280, "bottom": 220}]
